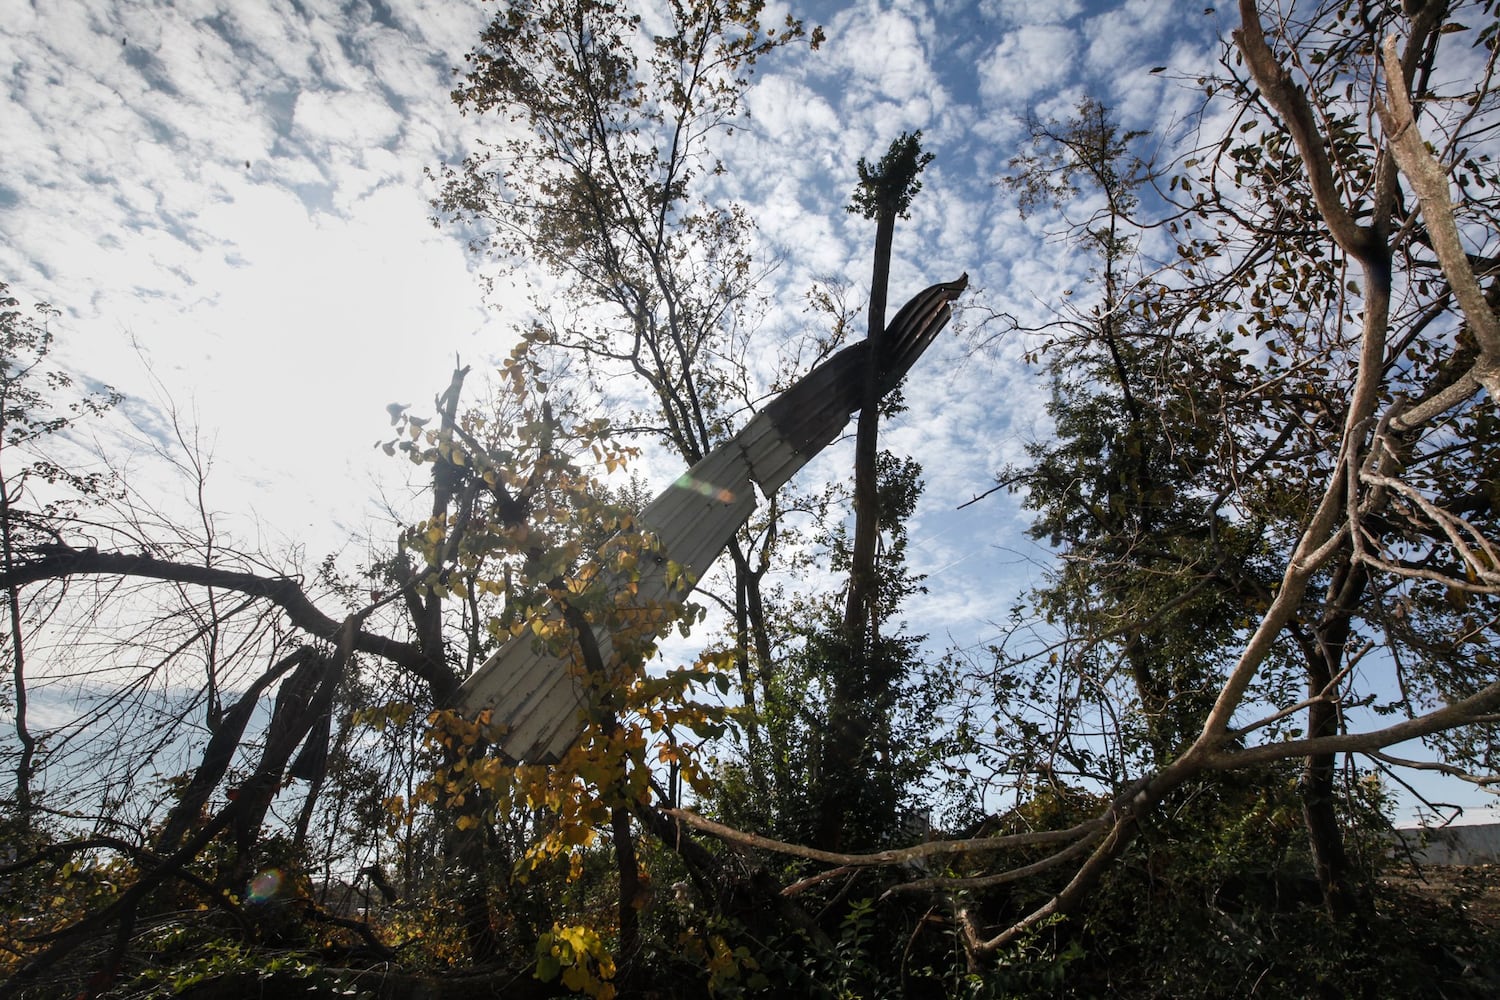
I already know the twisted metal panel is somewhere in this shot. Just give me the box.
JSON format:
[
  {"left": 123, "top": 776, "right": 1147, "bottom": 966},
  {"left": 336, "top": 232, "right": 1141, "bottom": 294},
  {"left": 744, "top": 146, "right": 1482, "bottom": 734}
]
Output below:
[{"left": 456, "top": 274, "right": 967, "bottom": 762}]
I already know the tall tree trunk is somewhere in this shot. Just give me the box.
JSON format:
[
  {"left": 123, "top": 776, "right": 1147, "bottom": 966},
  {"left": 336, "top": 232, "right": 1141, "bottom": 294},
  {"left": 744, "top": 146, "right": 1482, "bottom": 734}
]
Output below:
[
  {"left": 0, "top": 473, "right": 36, "bottom": 826},
  {"left": 1302, "top": 688, "right": 1352, "bottom": 918},
  {"left": 1301, "top": 558, "right": 1365, "bottom": 919},
  {"left": 728, "top": 540, "right": 769, "bottom": 799},
  {"left": 819, "top": 133, "right": 929, "bottom": 851},
  {"left": 816, "top": 204, "right": 895, "bottom": 853},
  {"left": 611, "top": 806, "right": 641, "bottom": 969},
  {"left": 842, "top": 206, "right": 895, "bottom": 648}
]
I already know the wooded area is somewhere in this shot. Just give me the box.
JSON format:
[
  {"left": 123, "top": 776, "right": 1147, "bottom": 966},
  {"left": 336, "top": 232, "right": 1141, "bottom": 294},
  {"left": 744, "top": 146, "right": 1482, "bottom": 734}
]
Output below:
[{"left": 5, "top": 0, "right": 1500, "bottom": 996}]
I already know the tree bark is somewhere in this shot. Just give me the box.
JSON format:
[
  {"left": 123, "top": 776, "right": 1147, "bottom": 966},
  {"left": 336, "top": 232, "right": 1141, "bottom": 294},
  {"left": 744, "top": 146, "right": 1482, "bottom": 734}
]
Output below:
[
  {"left": 842, "top": 206, "right": 895, "bottom": 648},
  {"left": 0, "top": 472, "right": 36, "bottom": 826},
  {"left": 611, "top": 806, "right": 641, "bottom": 969}
]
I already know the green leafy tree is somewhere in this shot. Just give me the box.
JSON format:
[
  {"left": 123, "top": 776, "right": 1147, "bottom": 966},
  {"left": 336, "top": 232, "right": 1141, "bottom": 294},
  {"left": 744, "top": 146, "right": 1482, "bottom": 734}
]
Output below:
[
  {"left": 944, "top": 1, "right": 1500, "bottom": 962},
  {"left": 713, "top": 450, "right": 949, "bottom": 856},
  {"left": 435, "top": 0, "right": 822, "bottom": 803},
  {"left": 998, "top": 100, "right": 1263, "bottom": 765}
]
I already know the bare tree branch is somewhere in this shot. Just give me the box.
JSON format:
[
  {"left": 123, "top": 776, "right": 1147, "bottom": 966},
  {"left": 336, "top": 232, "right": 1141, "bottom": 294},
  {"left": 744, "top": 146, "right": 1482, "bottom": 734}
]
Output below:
[{"left": 0, "top": 547, "right": 455, "bottom": 697}]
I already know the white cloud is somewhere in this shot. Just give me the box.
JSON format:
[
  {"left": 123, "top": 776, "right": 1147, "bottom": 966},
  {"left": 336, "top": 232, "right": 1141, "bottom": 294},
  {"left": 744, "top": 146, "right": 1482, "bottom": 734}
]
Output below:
[
  {"left": 1083, "top": 0, "right": 1177, "bottom": 72},
  {"left": 977, "top": 24, "right": 1079, "bottom": 106},
  {"left": 744, "top": 75, "right": 841, "bottom": 149},
  {"left": 979, "top": 0, "right": 1084, "bottom": 26},
  {"left": 820, "top": 1, "right": 947, "bottom": 132},
  {"left": 0, "top": 0, "right": 495, "bottom": 555},
  {"left": 293, "top": 87, "right": 405, "bottom": 148}
]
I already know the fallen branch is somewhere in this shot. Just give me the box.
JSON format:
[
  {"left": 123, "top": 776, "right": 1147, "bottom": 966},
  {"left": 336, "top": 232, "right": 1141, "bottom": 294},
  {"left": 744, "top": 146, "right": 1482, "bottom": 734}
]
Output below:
[
  {"left": 662, "top": 808, "right": 1107, "bottom": 867},
  {"left": 881, "top": 832, "right": 1102, "bottom": 898}
]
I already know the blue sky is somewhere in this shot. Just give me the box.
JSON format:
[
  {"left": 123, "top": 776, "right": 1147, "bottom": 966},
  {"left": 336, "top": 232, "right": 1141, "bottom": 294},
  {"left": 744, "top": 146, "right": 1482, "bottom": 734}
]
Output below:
[
  {"left": 2, "top": 0, "right": 1492, "bottom": 823},
  {"left": 0, "top": 0, "right": 1220, "bottom": 644}
]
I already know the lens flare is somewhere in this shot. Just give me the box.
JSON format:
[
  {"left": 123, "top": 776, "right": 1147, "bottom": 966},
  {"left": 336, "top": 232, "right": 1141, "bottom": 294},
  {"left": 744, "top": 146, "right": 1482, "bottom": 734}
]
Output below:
[
  {"left": 674, "top": 473, "right": 736, "bottom": 504},
  {"left": 246, "top": 868, "right": 284, "bottom": 904}
]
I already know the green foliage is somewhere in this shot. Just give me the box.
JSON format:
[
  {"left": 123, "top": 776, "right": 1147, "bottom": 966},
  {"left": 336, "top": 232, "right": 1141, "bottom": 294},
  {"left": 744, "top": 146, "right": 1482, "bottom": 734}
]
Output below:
[
  {"left": 848, "top": 131, "right": 934, "bottom": 221},
  {"left": 436, "top": 0, "right": 811, "bottom": 461},
  {"left": 1009, "top": 317, "right": 1290, "bottom": 762},
  {"left": 535, "top": 922, "right": 618, "bottom": 998},
  {"left": 995, "top": 101, "right": 1290, "bottom": 770},
  {"left": 130, "top": 930, "right": 320, "bottom": 998},
  {"left": 708, "top": 451, "right": 950, "bottom": 852},
  {"left": 824, "top": 898, "right": 899, "bottom": 998},
  {"left": 938, "top": 773, "right": 1497, "bottom": 999},
  {"left": 0, "top": 282, "right": 121, "bottom": 496}
]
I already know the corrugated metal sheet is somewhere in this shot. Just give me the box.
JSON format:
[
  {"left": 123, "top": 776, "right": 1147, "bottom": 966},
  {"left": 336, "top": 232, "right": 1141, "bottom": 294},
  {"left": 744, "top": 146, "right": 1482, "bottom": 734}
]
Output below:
[
  {"left": 754, "top": 274, "right": 968, "bottom": 488},
  {"left": 638, "top": 447, "right": 759, "bottom": 574},
  {"left": 458, "top": 447, "right": 759, "bottom": 762},
  {"left": 456, "top": 274, "right": 967, "bottom": 762}
]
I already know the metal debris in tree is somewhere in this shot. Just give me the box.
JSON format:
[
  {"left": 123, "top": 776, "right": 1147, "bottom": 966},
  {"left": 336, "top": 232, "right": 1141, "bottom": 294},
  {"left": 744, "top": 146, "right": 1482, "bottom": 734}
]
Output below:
[{"left": 457, "top": 274, "right": 968, "bottom": 762}]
